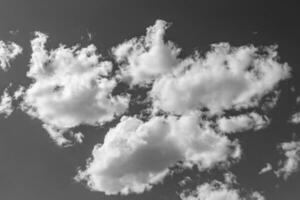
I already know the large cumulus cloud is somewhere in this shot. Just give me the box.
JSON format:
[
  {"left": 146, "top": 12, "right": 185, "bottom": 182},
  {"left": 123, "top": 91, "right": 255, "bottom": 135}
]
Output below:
[
  {"left": 151, "top": 43, "right": 290, "bottom": 115},
  {"left": 22, "top": 32, "right": 130, "bottom": 145},
  {"left": 76, "top": 113, "right": 241, "bottom": 195}
]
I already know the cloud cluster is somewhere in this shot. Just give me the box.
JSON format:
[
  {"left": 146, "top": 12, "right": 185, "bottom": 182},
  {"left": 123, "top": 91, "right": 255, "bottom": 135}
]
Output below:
[
  {"left": 0, "top": 18, "right": 295, "bottom": 198},
  {"left": 275, "top": 140, "right": 300, "bottom": 179},
  {"left": 0, "top": 19, "right": 287, "bottom": 196},
  {"left": 180, "top": 181, "right": 265, "bottom": 200},
  {"left": 22, "top": 32, "right": 130, "bottom": 145},
  {"left": 0, "top": 40, "right": 22, "bottom": 70},
  {"left": 74, "top": 20, "right": 291, "bottom": 195},
  {"left": 76, "top": 113, "right": 241, "bottom": 195}
]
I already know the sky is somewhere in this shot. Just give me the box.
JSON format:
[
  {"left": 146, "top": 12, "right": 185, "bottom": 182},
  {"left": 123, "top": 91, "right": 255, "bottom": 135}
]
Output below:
[{"left": 0, "top": 0, "right": 300, "bottom": 200}]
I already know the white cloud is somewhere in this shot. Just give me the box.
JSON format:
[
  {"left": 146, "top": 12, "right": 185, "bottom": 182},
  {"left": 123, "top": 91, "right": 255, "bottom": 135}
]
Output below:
[
  {"left": 289, "top": 112, "right": 300, "bottom": 124},
  {"left": 112, "top": 20, "right": 181, "bottom": 86},
  {"left": 180, "top": 181, "right": 265, "bottom": 200},
  {"left": 217, "top": 112, "right": 269, "bottom": 134},
  {"left": 151, "top": 43, "right": 290, "bottom": 115},
  {"left": 275, "top": 140, "right": 300, "bottom": 179},
  {"left": 76, "top": 113, "right": 241, "bottom": 195},
  {"left": 0, "top": 40, "right": 22, "bottom": 70},
  {"left": 72, "top": 132, "right": 84, "bottom": 144},
  {"left": 13, "top": 86, "right": 25, "bottom": 100},
  {"left": 22, "top": 32, "right": 130, "bottom": 145},
  {"left": 0, "top": 88, "right": 13, "bottom": 117},
  {"left": 259, "top": 163, "right": 273, "bottom": 174}
]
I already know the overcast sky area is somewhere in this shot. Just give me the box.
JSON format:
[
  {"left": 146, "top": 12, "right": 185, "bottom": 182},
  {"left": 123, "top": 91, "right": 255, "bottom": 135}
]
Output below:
[{"left": 0, "top": 0, "right": 300, "bottom": 200}]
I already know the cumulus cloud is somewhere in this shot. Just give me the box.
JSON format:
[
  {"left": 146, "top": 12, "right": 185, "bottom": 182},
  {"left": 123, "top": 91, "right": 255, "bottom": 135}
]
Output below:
[
  {"left": 0, "top": 88, "right": 14, "bottom": 117},
  {"left": 22, "top": 32, "right": 130, "bottom": 145},
  {"left": 289, "top": 112, "right": 300, "bottom": 124},
  {"left": 259, "top": 163, "right": 273, "bottom": 175},
  {"left": 151, "top": 43, "right": 290, "bottom": 115},
  {"left": 275, "top": 140, "right": 300, "bottom": 179},
  {"left": 0, "top": 40, "right": 22, "bottom": 70},
  {"left": 76, "top": 113, "right": 241, "bottom": 195},
  {"left": 217, "top": 112, "right": 269, "bottom": 134},
  {"left": 180, "top": 181, "right": 265, "bottom": 200},
  {"left": 112, "top": 19, "right": 181, "bottom": 86}
]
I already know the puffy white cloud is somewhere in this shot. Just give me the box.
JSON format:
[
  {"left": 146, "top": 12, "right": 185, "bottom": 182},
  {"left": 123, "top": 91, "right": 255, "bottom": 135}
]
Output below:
[
  {"left": 289, "top": 112, "right": 300, "bottom": 124},
  {"left": 0, "top": 40, "right": 22, "bottom": 70},
  {"left": 275, "top": 140, "right": 300, "bottom": 179},
  {"left": 76, "top": 113, "right": 241, "bottom": 195},
  {"left": 180, "top": 181, "right": 265, "bottom": 200},
  {"left": 151, "top": 43, "right": 290, "bottom": 115},
  {"left": 259, "top": 163, "right": 273, "bottom": 175},
  {"left": 22, "top": 32, "right": 130, "bottom": 145},
  {"left": 112, "top": 20, "right": 181, "bottom": 86},
  {"left": 217, "top": 112, "right": 269, "bottom": 134},
  {"left": 0, "top": 88, "right": 13, "bottom": 117}
]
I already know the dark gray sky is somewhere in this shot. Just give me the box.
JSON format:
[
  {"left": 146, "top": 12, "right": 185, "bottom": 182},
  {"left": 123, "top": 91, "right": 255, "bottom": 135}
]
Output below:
[{"left": 0, "top": 0, "right": 300, "bottom": 200}]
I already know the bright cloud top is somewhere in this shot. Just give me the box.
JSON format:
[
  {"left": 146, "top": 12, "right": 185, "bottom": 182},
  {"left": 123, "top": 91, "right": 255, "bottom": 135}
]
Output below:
[
  {"left": 0, "top": 40, "right": 22, "bottom": 70},
  {"left": 76, "top": 113, "right": 241, "bottom": 195},
  {"left": 22, "top": 32, "right": 130, "bottom": 145}
]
